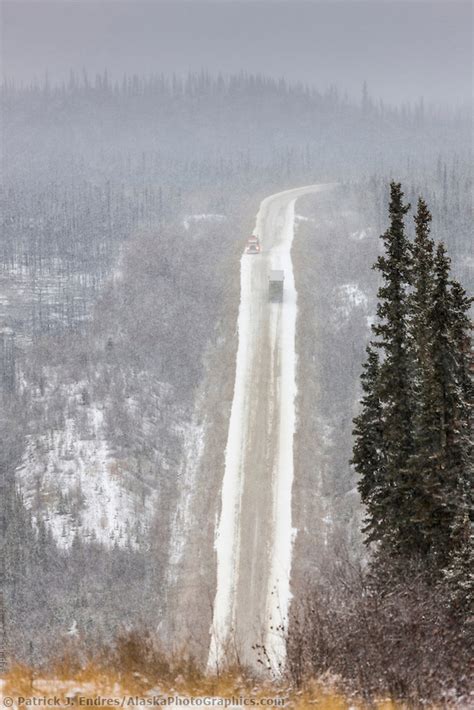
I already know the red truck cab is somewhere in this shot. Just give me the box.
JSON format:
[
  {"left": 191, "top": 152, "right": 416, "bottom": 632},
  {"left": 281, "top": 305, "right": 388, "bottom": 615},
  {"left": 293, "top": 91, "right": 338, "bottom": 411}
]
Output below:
[{"left": 245, "top": 235, "right": 261, "bottom": 254}]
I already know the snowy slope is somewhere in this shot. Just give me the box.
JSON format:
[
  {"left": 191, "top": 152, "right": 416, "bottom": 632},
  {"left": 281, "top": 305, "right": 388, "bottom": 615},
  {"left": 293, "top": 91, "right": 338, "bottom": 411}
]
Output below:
[{"left": 17, "top": 382, "right": 158, "bottom": 548}]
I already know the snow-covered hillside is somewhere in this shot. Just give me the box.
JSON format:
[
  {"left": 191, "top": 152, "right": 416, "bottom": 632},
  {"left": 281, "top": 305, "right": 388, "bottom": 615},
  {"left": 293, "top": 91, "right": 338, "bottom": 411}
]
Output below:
[
  {"left": 17, "top": 384, "right": 157, "bottom": 548},
  {"left": 14, "top": 364, "right": 201, "bottom": 552}
]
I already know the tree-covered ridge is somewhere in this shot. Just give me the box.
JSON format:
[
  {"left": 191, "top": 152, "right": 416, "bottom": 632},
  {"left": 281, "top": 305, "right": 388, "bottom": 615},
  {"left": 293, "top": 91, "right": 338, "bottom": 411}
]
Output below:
[
  {"left": 353, "top": 182, "right": 473, "bottom": 594},
  {"left": 4, "top": 71, "right": 469, "bottom": 183}
]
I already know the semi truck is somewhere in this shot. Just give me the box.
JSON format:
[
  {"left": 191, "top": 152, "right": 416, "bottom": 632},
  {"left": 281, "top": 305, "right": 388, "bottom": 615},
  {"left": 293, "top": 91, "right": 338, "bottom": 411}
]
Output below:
[{"left": 269, "top": 270, "right": 284, "bottom": 302}]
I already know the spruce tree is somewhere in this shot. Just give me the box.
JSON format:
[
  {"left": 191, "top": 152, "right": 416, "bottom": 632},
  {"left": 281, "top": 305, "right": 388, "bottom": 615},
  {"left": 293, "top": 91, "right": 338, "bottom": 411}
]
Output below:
[
  {"left": 449, "top": 279, "right": 473, "bottom": 408},
  {"left": 370, "top": 181, "right": 414, "bottom": 553},
  {"left": 448, "top": 278, "right": 473, "bottom": 559},
  {"left": 352, "top": 346, "right": 385, "bottom": 543},
  {"left": 404, "top": 199, "right": 441, "bottom": 558},
  {"left": 424, "top": 245, "right": 473, "bottom": 564},
  {"left": 353, "top": 183, "right": 473, "bottom": 591},
  {"left": 410, "top": 198, "right": 435, "bottom": 382}
]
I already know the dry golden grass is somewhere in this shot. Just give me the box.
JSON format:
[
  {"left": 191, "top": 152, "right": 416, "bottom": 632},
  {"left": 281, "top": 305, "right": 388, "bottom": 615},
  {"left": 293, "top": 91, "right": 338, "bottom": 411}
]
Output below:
[
  {"left": 2, "top": 664, "right": 431, "bottom": 710},
  {"left": 0, "top": 635, "right": 441, "bottom": 709}
]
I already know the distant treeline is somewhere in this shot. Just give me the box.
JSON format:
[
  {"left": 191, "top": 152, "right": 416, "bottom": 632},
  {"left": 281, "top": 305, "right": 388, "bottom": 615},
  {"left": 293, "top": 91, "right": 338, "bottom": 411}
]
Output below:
[{"left": 2, "top": 70, "right": 467, "bottom": 123}]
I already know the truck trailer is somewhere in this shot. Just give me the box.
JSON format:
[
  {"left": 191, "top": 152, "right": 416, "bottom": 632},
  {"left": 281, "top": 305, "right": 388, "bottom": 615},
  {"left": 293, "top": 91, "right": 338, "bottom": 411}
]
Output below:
[{"left": 269, "top": 270, "right": 284, "bottom": 302}]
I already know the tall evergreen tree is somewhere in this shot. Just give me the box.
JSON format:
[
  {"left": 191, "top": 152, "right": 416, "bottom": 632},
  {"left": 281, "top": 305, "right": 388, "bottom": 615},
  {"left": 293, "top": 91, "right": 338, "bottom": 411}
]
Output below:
[
  {"left": 449, "top": 279, "right": 473, "bottom": 408},
  {"left": 410, "top": 198, "right": 435, "bottom": 381},
  {"left": 352, "top": 346, "right": 385, "bottom": 543},
  {"left": 403, "top": 205, "right": 472, "bottom": 567},
  {"left": 432, "top": 247, "right": 470, "bottom": 455},
  {"left": 370, "top": 181, "right": 415, "bottom": 553},
  {"left": 353, "top": 187, "right": 472, "bottom": 578},
  {"left": 403, "top": 199, "right": 441, "bottom": 558},
  {"left": 423, "top": 244, "right": 473, "bottom": 564}
]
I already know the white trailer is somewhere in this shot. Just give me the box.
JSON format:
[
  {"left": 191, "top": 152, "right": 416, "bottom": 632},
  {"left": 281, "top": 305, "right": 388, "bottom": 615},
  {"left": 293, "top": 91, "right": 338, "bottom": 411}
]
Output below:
[{"left": 269, "top": 270, "right": 284, "bottom": 302}]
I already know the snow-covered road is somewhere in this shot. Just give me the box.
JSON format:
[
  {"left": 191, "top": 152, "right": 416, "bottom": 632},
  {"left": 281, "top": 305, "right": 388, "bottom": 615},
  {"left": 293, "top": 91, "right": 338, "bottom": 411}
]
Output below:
[{"left": 208, "top": 184, "right": 336, "bottom": 671}]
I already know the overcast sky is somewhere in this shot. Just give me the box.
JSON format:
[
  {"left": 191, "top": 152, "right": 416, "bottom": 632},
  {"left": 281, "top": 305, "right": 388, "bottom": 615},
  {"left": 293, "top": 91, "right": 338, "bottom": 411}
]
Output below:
[{"left": 2, "top": 0, "right": 472, "bottom": 106}]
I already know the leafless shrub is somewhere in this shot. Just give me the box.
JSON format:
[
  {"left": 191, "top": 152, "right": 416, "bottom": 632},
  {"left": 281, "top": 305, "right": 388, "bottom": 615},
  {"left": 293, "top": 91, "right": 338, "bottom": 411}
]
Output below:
[{"left": 286, "top": 557, "right": 471, "bottom": 705}]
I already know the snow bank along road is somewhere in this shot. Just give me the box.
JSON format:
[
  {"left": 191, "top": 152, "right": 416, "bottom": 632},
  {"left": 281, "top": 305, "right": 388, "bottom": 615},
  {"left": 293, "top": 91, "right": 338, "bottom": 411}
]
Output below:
[{"left": 208, "top": 184, "right": 336, "bottom": 671}]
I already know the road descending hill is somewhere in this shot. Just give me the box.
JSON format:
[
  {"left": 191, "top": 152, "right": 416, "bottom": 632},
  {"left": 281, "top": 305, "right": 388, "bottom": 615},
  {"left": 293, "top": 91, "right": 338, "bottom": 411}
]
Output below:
[{"left": 208, "top": 184, "right": 336, "bottom": 671}]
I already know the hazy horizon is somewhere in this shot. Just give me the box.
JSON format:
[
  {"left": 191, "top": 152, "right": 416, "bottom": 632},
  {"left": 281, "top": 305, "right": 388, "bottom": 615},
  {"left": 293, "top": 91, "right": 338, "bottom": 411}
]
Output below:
[{"left": 2, "top": 0, "right": 472, "bottom": 107}]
